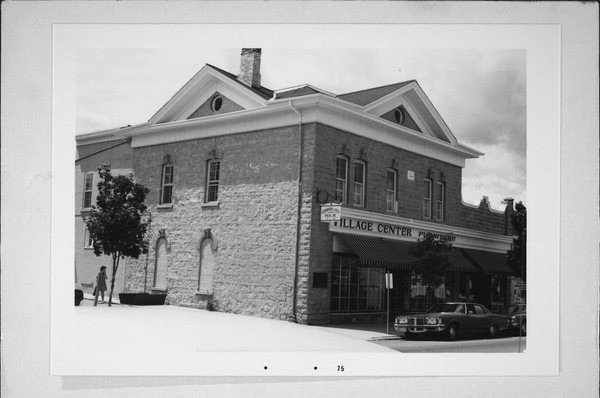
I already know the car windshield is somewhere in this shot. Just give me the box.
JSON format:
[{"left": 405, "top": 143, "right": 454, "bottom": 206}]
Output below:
[
  {"left": 507, "top": 305, "right": 526, "bottom": 314},
  {"left": 426, "top": 303, "right": 465, "bottom": 314}
]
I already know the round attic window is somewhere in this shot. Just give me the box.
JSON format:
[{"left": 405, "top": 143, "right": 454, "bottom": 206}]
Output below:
[
  {"left": 211, "top": 95, "right": 223, "bottom": 112},
  {"left": 394, "top": 108, "right": 405, "bottom": 124}
]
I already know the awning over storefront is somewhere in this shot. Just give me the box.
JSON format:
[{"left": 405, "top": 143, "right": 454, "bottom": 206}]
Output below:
[
  {"left": 461, "top": 248, "right": 513, "bottom": 274},
  {"left": 336, "top": 233, "right": 480, "bottom": 272},
  {"left": 337, "top": 233, "right": 416, "bottom": 270},
  {"left": 445, "top": 248, "right": 481, "bottom": 272}
]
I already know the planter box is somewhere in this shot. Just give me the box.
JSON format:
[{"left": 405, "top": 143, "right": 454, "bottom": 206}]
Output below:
[{"left": 119, "top": 292, "right": 166, "bottom": 306}]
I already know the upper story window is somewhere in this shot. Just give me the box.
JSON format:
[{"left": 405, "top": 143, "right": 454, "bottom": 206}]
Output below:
[
  {"left": 435, "top": 181, "right": 445, "bottom": 221},
  {"left": 84, "top": 228, "right": 93, "bottom": 248},
  {"left": 206, "top": 160, "right": 220, "bottom": 203},
  {"left": 83, "top": 172, "right": 93, "bottom": 208},
  {"left": 423, "top": 178, "right": 432, "bottom": 219},
  {"left": 335, "top": 156, "right": 348, "bottom": 203},
  {"left": 353, "top": 160, "right": 366, "bottom": 207},
  {"left": 210, "top": 95, "right": 223, "bottom": 112},
  {"left": 160, "top": 164, "right": 174, "bottom": 205},
  {"left": 394, "top": 107, "right": 405, "bottom": 124},
  {"left": 386, "top": 169, "right": 397, "bottom": 212}
]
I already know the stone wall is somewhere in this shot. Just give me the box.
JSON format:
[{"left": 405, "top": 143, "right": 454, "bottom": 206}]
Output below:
[{"left": 126, "top": 126, "right": 302, "bottom": 321}]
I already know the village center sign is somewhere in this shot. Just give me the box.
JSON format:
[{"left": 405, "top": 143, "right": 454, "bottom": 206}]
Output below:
[{"left": 328, "top": 207, "right": 513, "bottom": 253}]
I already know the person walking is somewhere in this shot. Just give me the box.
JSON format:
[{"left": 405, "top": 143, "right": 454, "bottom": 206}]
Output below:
[{"left": 93, "top": 266, "right": 108, "bottom": 306}]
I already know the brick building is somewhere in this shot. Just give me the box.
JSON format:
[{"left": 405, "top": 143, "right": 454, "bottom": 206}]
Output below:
[{"left": 75, "top": 48, "right": 516, "bottom": 324}]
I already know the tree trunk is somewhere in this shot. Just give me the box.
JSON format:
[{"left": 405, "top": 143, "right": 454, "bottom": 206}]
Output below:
[
  {"left": 108, "top": 254, "right": 120, "bottom": 307},
  {"left": 93, "top": 272, "right": 100, "bottom": 306}
]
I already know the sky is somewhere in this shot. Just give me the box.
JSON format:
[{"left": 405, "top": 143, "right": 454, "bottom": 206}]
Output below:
[{"left": 77, "top": 48, "right": 526, "bottom": 209}]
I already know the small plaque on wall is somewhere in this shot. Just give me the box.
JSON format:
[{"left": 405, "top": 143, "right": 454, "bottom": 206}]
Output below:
[{"left": 407, "top": 170, "right": 415, "bottom": 181}]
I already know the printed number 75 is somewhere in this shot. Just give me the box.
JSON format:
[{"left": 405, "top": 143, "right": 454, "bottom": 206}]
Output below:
[{"left": 337, "top": 365, "right": 344, "bottom": 372}]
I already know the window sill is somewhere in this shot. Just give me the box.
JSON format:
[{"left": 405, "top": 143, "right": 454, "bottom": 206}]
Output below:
[
  {"left": 195, "top": 290, "right": 213, "bottom": 296},
  {"left": 157, "top": 204, "right": 173, "bottom": 210},
  {"left": 80, "top": 208, "right": 92, "bottom": 214},
  {"left": 201, "top": 201, "right": 220, "bottom": 209},
  {"left": 150, "top": 288, "right": 167, "bottom": 294},
  {"left": 83, "top": 246, "right": 94, "bottom": 251}
]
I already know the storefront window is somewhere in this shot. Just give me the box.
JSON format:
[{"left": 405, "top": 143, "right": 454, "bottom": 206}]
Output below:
[
  {"left": 331, "top": 255, "right": 384, "bottom": 312},
  {"left": 490, "top": 275, "right": 506, "bottom": 311},
  {"left": 410, "top": 272, "right": 448, "bottom": 311}
]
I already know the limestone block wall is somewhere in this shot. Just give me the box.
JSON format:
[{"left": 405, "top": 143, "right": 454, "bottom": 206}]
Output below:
[{"left": 125, "top": 126, "right": 303, "bottom": 321}]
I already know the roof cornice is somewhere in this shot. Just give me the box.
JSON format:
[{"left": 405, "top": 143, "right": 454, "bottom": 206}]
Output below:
[{"left": 118, "top": 94, "right": 481, "bottom": 166}]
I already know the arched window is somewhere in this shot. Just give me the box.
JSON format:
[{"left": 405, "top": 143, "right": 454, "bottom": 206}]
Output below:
[
  {"left": 198, "top": 237, "right": 216, "bottom": 294},
  {"left": 154, "top": 237, "right": 168, "bottom": 290}
]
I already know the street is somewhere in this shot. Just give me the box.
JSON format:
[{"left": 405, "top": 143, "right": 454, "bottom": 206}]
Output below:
[{"left": 373, "top": 334, "right": 526, "bottom": 353}]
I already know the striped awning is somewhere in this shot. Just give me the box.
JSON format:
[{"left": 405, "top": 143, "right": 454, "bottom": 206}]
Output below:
[
  {"left": 461, "top": 248, "right": 513, "bottom": 274},
  {"left": 445, "top": 248, "right": 481, "bottom": 272},
  {"left": 336, "top": 234, "right": 480, "bottom": 272},
  {"left": 337, "top": 233, "right": 416, "bottom": 270}
]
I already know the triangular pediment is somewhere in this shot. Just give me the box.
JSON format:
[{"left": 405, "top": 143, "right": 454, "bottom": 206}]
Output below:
[
  {"left": 149, "top": 65, "right": 268, "bottom": 125},
  {"left": 187, "top": 92, "right": 244, "bottom": 120},
  {"left": 363, "top": 82, "right": 458, "bottom": 144},
  {"left": 379, "top": 105, "right": 422, "bottom": 133}
]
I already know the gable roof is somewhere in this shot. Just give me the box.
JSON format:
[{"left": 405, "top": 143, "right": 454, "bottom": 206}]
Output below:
[
  {"left": 148, "top": 63, "right": 271, "bottom": 125},
  {"left": 337, "top": 80, "right": 415, "bottom": 106},
  {"left": 275, "top": 86, "right": 322, "bottom": 99},
  {"left": 206, "top": 64, "right": 274, "bottom": 100}
]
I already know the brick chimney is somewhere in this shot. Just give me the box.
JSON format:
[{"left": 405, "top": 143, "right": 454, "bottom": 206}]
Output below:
[
  {"left": 503, "top": 197, "right": 515, "bottom": 211},
  {"left": 238, "top": 48, "right": 262, "bottom": 88}
]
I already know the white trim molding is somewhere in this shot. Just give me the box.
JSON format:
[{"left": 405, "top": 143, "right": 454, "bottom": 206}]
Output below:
[{"left": 77, "top": 93, "right": 483, "bottom": 168}]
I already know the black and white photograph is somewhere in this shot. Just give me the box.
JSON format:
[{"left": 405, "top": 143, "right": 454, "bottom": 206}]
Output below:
[
  {"left": 74, "top": 47, "right": 528, "bottom": 355},
  {"left": 52, "top": 22, "right": 557, "bottom": 377},
  {"left": 2, "top": 2, "right": 598, "bottom": 397}
]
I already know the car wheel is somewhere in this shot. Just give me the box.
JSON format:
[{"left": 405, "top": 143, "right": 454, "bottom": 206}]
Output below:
[
  {"left": 488, "top": 324, "right": 498, "bottom": 339},
  {"left": 520, "top": 321, "right": 527, "bottom": 336},
  {"left": 446, "top": 323, "right": 458, "bottom": 341}
]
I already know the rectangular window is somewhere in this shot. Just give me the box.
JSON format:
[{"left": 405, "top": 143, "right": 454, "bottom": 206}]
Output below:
[
  {"left": 83, "top": 228, "right": 93, "bottom": 248},
  {"left": 160, "top": 164, "right": 174, "bottom": 204},
  {"left": 334, "top": 156, "right": 348, "bottom": 203},
  {"left": 83, "top": 172, "right": 93, "bottom": 208},
  {"left": 435, "top": 181, "right": 445, "bottom": 221},
  {"left": 206, "top": 160, "right": 220, "bottom": 203},
  {"left": 352, "top": 161, "right": 365, "bottom": 207},
  {"left": 330, "top": 256, "right": 385, "bottom": 312},
  {"left": 423, "top": 178, "right": 432, "bottom": 219},
  {"left": 386, "top": 170, "right": 397, "bottom": 212}
]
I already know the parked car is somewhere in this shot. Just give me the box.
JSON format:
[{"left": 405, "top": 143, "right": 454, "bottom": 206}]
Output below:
[
  {"left": 394, "top": 302, "right": 509, "bottom": 341},
  {"left": 504, "top": 303, "right": 526, "bottom": 336}
]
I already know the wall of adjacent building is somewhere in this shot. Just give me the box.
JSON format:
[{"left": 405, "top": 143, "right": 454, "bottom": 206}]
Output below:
[{"left": 75, "top": 139, "right": 133, "bottom": 297}]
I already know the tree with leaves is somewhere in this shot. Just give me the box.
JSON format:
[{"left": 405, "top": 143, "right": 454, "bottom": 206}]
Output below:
[
  {"left": 409, "top": 234, "right": 454, "bottom": 309},
  {"left": 85, "top": 164, "right": 151, "bottom": 306},
  {"left": 507, "top": 201, "right": 526, "bottom": 282}
]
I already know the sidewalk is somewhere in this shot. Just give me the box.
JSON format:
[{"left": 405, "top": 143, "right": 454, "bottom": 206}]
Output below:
[
  {"left": 314, "top": 322, "right": 401, "bottom": 342},
  {"left": 79, "top": 292, "right": 120, "bottom": 305}
]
